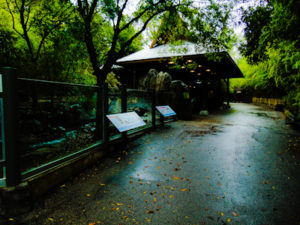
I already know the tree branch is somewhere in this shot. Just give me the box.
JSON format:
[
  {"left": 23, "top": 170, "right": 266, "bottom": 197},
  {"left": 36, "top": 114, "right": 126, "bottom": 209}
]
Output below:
[
  {"left": 119, "top": 0, "right": 163, "bottom": 33},
  {"left": 118, "top": 11, "right": 162, "bottom": 57},
  {"left": 115, "top": 0, "right": 129, "bottom": 31},
  {"left": 5, "top": 0, "right": 23, "bottom": 37},
  {"left": 20, "top": 0, "right": 34, "bottom": 58},
  {"left": 25, "top": 5, "right": 31, "bottom": 28},
  {"left": 88, "top": 0, "right": 98, "bottom": 22}
]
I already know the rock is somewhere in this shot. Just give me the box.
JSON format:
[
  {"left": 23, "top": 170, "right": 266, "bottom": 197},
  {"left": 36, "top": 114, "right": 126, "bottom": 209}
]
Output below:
[
  {"left": 170, "top": 80, "right": 188, "bottom": 92},
  {"left": 155, "top": 71, "right": 172, "bottom": 91},
  {"left": 199, "top": 110, "right": 209, "bottom": 116},
  {"left": 20, "top": 119, "right": 43, "bottom": 134},
  {"left": 57, "top": 126, "right": 66, "bottom": 132},
  {"left": 143, "top": 69, "right": 159, "bottom": 90},
  {"left": 143, "top": 69, "right": 172, "bottom": 91},
  {"left": 131, "top": 107, "right": 148, "bottom": 116}
]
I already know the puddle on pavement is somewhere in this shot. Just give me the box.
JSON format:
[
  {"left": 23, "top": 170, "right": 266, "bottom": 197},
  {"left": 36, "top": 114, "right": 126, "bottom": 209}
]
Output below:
[
  {"left": 249, "top": 112, "right": 280, "bottom": 120},
  {"left": 180, "top": 125, "right": 220, "bottom": 137}
]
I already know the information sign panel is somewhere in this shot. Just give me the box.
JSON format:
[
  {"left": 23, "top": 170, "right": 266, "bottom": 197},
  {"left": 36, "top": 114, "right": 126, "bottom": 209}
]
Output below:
[
  {"left": 156, "top": 105, "right": 176, "bottom": 117},
  {"left": 107, "top": 112, "right": 146, "bottom": 132}
]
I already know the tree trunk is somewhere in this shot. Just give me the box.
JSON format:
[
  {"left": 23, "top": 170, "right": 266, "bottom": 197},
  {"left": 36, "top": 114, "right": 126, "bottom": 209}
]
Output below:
[{"left": 83, "top": 21, "right": 104, "bottom": 140}]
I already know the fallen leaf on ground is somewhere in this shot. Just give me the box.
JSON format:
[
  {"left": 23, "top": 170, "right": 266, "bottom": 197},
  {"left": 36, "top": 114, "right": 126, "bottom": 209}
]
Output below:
[
  {"left": 89, "top": 223, "right": 96, "bottom": 225},
  {"left": 174, "top": 176, "right": 180, "bottom": 180},
  {"left": 153, "top": 198, "right": 157, "bottom": 203},
  {"left": 156, "top": 166, "right": 161, "bottom": 169},
  {"left": 116, "top": 203, "right": 123, "bottom": 206},
  {"left": 180, "top": 189, "right": 186, "bottom": 192},
  {"left": 232, "top": 211, "right": 239, "bottom": 217},
  {"left": 48, "top": 218, "right": 54, "bottom": 222}
]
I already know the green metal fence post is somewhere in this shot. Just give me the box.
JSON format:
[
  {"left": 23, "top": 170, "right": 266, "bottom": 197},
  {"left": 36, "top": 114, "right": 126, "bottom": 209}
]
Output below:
[
  {"left": 121, "top": 85, "right": 127, "bottom": 140},
  {"left": 0, "top": 67, "right": 20, "bottom": 187},
  {"left": 152, "top": 89, "right": 156, "bottom": 128},
  {"left": 102, "top": 84, "right": 109, "bottom": 144},
  {"left": 95, "top": 85, "right": 103, "bottom": 141}
]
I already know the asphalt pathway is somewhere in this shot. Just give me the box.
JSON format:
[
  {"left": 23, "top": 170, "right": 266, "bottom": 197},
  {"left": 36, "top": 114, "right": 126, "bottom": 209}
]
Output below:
[{"left": 17, "top": 103, "right": 300, "bottom": 225}]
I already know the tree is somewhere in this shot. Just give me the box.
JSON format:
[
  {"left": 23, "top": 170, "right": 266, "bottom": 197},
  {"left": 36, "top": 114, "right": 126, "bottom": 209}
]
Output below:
[
  {"left": 239, "top": 0, "right": 300, "bottom": 113},
  {"left": 4, "top": 0, "right": 74, "bottom": 62},
  {"left": 76, "top": 0, "right": 193, "bottom": 86},
  {"left": 239, "top": 4, "right": 272, "bottom": 63},
  {"left": 1, "top": 0, "right": 80, "bottom": 80}
]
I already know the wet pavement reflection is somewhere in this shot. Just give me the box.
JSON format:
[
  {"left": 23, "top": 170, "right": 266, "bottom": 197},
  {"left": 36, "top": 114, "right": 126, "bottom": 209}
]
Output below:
[{"left": 19, "top": 103, "right": 300, "bottom": 225}]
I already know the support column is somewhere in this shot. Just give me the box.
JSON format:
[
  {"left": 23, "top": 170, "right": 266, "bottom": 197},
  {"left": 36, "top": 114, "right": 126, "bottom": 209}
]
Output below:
[{"left": 226, "top": 75, "right": 230, "bottom": 107}]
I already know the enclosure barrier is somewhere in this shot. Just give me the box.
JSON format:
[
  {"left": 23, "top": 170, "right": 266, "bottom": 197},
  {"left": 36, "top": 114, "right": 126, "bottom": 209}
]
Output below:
[
  {"left": 0, "top": 67, "right": 175, "bottom": 192},
  {"left": 252, "top": 97, "right": 284, "bottom": 108}
]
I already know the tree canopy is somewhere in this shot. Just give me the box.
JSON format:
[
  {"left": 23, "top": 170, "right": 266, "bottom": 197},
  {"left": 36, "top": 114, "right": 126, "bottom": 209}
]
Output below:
[
  {"left": 1, "top": 0, "right": 237, "bottom": 84},
  {"left": 236, "top": 0, "right": 300, "bottom": 113}
]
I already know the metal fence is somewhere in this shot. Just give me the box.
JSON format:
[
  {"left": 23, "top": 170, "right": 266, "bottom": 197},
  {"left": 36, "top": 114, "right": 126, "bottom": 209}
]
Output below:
[{"left": 0, "top": 67, "right": 175, "bottom": 187}]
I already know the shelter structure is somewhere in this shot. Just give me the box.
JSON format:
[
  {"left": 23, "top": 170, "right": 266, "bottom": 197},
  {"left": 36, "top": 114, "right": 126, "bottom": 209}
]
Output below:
[{"left": 116, "top": 41, "right": 243, "bottom": 113}]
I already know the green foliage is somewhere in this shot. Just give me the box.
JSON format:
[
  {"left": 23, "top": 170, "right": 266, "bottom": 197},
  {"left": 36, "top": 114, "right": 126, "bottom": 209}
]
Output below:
[
  {"left": 147, "top": 0, "right": 236, "bottom": 52},
  {"left": 101, "top": 0, "right": 117, "bottom": 19},
  {"left": 239, "top": 5, "right": 272, "bottom": 63},
  {"left": 105, "top": 72, "right": 121, "bottom": 87},
  {"left": 239, "top": 0, "right": 300, "bottom": 113},
  {"left": 190, "top": 0, "right": 236, "bottom": 51}
]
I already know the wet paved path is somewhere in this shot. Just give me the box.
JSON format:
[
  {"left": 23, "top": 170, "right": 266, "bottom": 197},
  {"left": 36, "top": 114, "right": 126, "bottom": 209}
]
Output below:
[{"left": 19, "top": 103, "right": 300, "bottom": 225}]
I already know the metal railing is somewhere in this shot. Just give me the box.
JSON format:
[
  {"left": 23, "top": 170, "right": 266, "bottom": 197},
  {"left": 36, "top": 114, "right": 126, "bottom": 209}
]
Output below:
[{"left": 0, "top": 67, "right": 175, "bottom": 187}]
